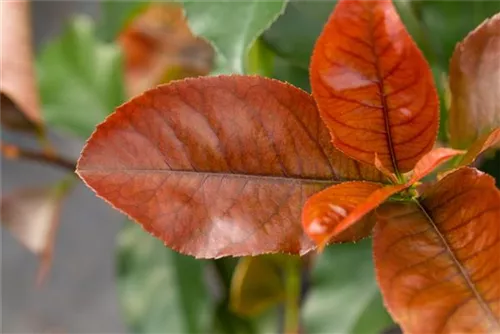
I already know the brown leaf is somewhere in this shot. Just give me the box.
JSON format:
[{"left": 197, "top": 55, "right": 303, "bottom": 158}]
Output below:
[
  {"left": 374, "top": 167, "right": 500, "bottom": 333},
  {"left": 1, "top": 93, "right": 41, "bottom": 134},
  {"left": 0, "top": 0, "right": 41, "bottom": 123},
  {"left": 119, "top": 3, "right": 214, "bottom": 97},
  {"left": 77, "top": 75, "right": 383, "bottom": 258},
  {"left": 449, "top": 13, "right": 500, "bottom": 149},
  {"left": 1, "top": 177, "right": 74, "bottom": 284}
]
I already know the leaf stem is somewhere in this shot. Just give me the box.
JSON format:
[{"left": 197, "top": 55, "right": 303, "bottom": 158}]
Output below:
[
  {"left": 1, "top": 142, "right": 76, "bottom": 171},
  {"left": 283, "top": 257, "right": 301, "bottom": 334}
]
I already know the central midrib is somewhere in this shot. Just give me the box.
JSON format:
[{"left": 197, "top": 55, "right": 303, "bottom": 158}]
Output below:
[
  {"left": 77, "top": 168, "right": 338, "bottom": 185},
  {"left": 367, "top": 5, "right": 400, "bottom": 176},
  {"left": 415, "top": 199, "right": 500, "bottom": 329}
]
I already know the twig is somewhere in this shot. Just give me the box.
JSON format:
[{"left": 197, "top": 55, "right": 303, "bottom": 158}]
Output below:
[{"left": 1, "top": 142, "right": 76, "bottom": 171}]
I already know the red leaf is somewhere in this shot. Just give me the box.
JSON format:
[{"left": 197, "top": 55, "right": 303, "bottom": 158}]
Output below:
[
  {"left": 459, "top": 128, "right": 500, "bottom": 167},
  {"left": 373, "top": 167, "right": 500, "bottom": 333},
  {"left": 310, "top": 0, "right": 439, "bottom": 174},
  {"left": 77, "top": 75, "right": 383, "bottom": 258},
  {"left": 302, "top": 181, "right": 384, "bottom": 246}
]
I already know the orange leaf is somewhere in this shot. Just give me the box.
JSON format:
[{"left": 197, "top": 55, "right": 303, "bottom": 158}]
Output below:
[
  {"left": 407, "top": 147, "right": 464, "bottom": 184},
  {"left": 310, "top": 0, "right": 439, "bottom": 174},
  {"left": 302, "top": 182, "right": 384, "bottom": 246},
  {"left": 373, "top": 167, "right": 500, "bottom": 333},
  {"left": 449, "top": 14, "right": 500, "bottom": 149},
  {"left": 303, "top": 147, "right": 463, "bottom": 249},
  {"left": 459, "top": 128, "right": 500, "bottom": 167},
  {"left": 77, "top": 75, "right": 383, "bottom": 258}
]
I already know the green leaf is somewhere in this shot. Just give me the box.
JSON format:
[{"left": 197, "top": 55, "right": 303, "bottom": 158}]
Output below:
[
  {"left": 182, "top": 0, "right": 288, "bottom": 74},
  {"left": 98, "top": 1, "right": 149, "bottom": 42},
  {"left": 304, "top": 239, "right": 393, "bottom": 334},
  {"left": 412, "top": 0, "right": 500, "bottom": 70},
  {"left": 262, "top": 0, "right": 337, "bottom": 69},
  {"left": 37, "top": 16, "right": 125, "bottom": 138},
  {"left": 117, "top": 222, "right": 211, "bottom": 334}
]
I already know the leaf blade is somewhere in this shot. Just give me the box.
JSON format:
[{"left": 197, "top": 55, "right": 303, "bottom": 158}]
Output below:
[
  {"left": 310, "top": 0, "right": 439, "bottom": 173},
  {"left": 449, "top": 13, "right": 500, "bottom": 149},
  {"left": 182, "top": 0, "right": 287, "bottom": 74},
  {"left": 373, "top": 167, "right": 500, "bottom": 333},
  {"left": 77, "top": 75, "right": 382, "bottom": 258}
]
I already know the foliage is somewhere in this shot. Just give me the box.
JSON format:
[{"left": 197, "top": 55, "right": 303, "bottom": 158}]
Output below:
[
  {"left": 77, "top": 0, "right": 500, "bottom": 332},
  {"left": 37, "top": 16, "right": 124, "bottom": 138},
  {"left": 2, "top": 1, "right": 500, "bottom": 333}
]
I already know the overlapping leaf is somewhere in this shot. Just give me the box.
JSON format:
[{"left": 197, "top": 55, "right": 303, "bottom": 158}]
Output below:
[
  {"left": 459, "top": 128, "right": 500, "bottom": 167},
  {"left": 182, "top": 0, "right": 287, "bottom": 74},
  {"left": 449, "top": 13, "right": 500, "bottom": 149},
  {"left": 302, "top": 148, "right": 463, "bottom": 248},
  {"left": 77, "top": 75, "right": 383, "bottom": 258},
  {"left": 310, "top": 0, "right": 439, "bottom": 174},
  {"left": 374, "top": 167, "right": 500, "bottom": 333}
]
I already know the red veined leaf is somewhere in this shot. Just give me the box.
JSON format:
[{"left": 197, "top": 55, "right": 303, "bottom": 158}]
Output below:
[
  {"left": 374, "top": 152, "right": 398, "bottom": 183},
  {"left": 310, "top": 0, "right": 439, "bottom": 174},
  {"left": 77, "top": 75, "right": 383, "bottom": 258},
  {"left": 302, "top": 181, "right": 384, "bottom": 246},
  {"left": 449, "top": 14, "right": 500, "bottom": 149},
  {"left": 373, "top": 167, "right": 500, "bottom": 333},
  {"left": 407, "top": 147, "right": 464, "bottom": 184},
  {"left": 303, "top": 148, "right": 462, "bottom": 249},
  {"left": 459, "top": 128, "right": 500, "bottom": 167}
]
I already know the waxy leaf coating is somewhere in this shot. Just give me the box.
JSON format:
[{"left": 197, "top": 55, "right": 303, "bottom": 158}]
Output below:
[
  {"left": 310, "top": 0, "right": 439, "bottom": 174},
  {"left": 374, "top": 167, "right": 500, "bottom": 333},
  {"left": 77, "top": 75, "right": 382, "bottom": 258}
]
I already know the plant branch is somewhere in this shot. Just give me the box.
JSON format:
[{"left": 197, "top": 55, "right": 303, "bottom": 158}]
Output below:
[
  {"left": 283, "top": 257, "right": 301, "bottom": 334},
  {"left": 1, "top": 142, "right": 76, "bottom": 171}
]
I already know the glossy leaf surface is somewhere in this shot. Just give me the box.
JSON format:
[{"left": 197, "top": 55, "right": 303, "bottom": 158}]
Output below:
[
  {"left": 460, "top": 128, "right": 500, "bottom": 167},
  {"left": 310, "top": 0, "right": 439, "bottom": 173},
  {"left": 182, "top": 0, "right": 287, "bottom": 74},
  {"left": 374, "top": 167, "right": 500, "bottom": 333},
  {"left": 304, "top": 239, "right": 393, "bottom": 334},
  {"left": 302, "top": 182, "right": 384, "bottom": 246},
  {"left": 77, "top": 75, "right": 381, "bottom": 258},
  {"left": 117, "top": 222, "right": 210, "bottom": 333},
  {"left": 449, "top": 13, "right": 500, "bottom": 149},
  {"left": 37, "top": 17, "right": 124, "bottom": 138}
]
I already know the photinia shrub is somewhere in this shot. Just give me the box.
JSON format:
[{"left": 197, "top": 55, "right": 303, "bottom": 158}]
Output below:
[{"left": 76, "top": 0, "right": 500, "bottom": 332}]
